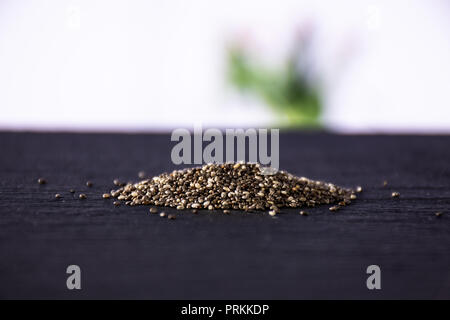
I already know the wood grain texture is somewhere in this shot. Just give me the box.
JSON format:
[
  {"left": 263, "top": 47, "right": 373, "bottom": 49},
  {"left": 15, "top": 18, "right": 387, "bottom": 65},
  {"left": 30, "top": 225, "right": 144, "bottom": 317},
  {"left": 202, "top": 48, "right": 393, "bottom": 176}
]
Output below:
[{"left": 0, "top": 132, "right": 449, "bottom": 299}]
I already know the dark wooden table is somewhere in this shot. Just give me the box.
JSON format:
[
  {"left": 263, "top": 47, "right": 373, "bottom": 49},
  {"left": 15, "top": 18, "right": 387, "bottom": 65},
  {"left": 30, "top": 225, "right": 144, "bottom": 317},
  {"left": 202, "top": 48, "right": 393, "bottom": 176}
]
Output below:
[{"left": 0, "top": 132, "right": 449, "bottom": 299}]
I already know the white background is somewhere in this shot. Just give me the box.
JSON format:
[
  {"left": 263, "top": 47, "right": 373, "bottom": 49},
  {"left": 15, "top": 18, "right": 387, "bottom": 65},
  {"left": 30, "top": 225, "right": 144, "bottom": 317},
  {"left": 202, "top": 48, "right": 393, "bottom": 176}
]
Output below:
[{"left": 1, "top": 0, "right": 449, "bottom": 132}]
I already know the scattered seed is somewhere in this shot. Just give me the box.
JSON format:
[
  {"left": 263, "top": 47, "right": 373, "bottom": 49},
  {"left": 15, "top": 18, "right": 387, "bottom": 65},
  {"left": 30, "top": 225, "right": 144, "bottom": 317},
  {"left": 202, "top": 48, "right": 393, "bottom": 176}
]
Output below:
[
  {"left": 168, "top": 214, "right": 176, "bottom": 220},
  {"left": 138, "top": 171, "right": 146, "bottom": 179},
  {"left": 268, "top": 210, "right": 277, "bottom": 216},
  {"left": 113, "top": 201, "right": 121, "bottom": 206},
  {"left": 223, "top": 210, "right": 230, "bottom": 214},
  {"left": 113, "top": 179, "right": 121, "bottom": 186},
  {"left": 55, "top": 193, "right": 62, "bottom": 199},
  {"left": 69, "top": 189, "right": 75, "bottom": 193},
  {"left": 149, "top": 207, "right": 158, "bottom": 214},
  {"left": 160, "top": 212, "right": 166, "bottom": 217},
  {"left": 37, "top": 178, "right": 46, "bottom": 185},
  {"left": 270, "top": 205, "right": 280, "bottom": 214},
  {"left": 350, "top": 194, "right": 357, "bottom": 200},
  {"left": 299, "top": 211, "right": 308, "bottom": 216},
  {"left": 383, "top": 180, "right": 388, "bottom": 187},
  {"left": 435, "top": 212, "right": 443, "bottom": 218},
  {"left": 356, "top": 186, "right": 363, "bottom": 193},
  {"left": 86, "top": 181, "right": 93, "bottom": 187},
  {"left": 191, "top": 209, "right": 198, "bottom": 214},
  {"left": 329, "top": 206, "right": 339, "bottom": 212},
  {"left": 391, "top": 192, "right": 400, "bottom": 198},
  {"left": 79, "top": 193, "right": 87, "bottom": 200},
  {"left": 102, "top": 193, "right": 111, "bottom": 199}
]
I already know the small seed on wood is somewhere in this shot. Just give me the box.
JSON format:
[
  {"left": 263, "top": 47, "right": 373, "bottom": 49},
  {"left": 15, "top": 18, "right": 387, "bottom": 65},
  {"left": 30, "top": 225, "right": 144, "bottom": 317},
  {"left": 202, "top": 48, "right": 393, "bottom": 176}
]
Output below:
[
  {"left": 268, "top": 210, "right": 277, "bottom": 216},
  {"left": 69, "top": 189, "right": 75, "bottom": 193},
  {"left": 37, "top": 178, "right": 46, "bottom": 185},
  {"left": 435, "top": 212, "right": 443, "bottom": 218},
  {"left": 168, "top": 214, "right": 176, "bottom": 220},
  {"left": 102, "top": 193, "right": 111, "bottom": 199},
  {"left": 391, "top": 192, "right": 400, "bottom": 198},
  {"left": 138, "top": 171, "right": 146, "bottom": 179},
  {"left": 79, "top": 194, "right": 87, "bottom": 200},
  {"left": 149, "top": 207, "right": 158, "bottom": 214},
  {"left": 159, "top": 212, "right": 166, "bottom": 217},
  {"left": 191, "top": 209, "right": 198, "bottom": 214},
  {"left": 223, "top": 210, "right": 230, "bottom": 214},
  {"left": 299, "top": 211, "right": 308, "bottom": 216},
  {"left": 113, "top": 201, "right": 121, "bottom": 206},
  {"left": 86, "top": 181, "right": 93, "bottom": 187},
  {"left": 270, "top": 205, "right": 280, "bottom": 213},
  {"left": 356, "top": 186, "right": 362, "bottom": 193},
  {"left": 55, "top": 194, "right": 62, "bottom": 199},
  {"left": 329, "top": 206, "right": 339, "bottom": 212}
]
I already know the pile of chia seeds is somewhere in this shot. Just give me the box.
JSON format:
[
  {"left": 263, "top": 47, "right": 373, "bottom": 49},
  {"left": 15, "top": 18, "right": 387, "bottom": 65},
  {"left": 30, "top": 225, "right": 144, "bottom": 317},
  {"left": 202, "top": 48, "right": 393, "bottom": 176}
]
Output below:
[{"left": 109, "top": 163, "right": 357, "bottom": 213}]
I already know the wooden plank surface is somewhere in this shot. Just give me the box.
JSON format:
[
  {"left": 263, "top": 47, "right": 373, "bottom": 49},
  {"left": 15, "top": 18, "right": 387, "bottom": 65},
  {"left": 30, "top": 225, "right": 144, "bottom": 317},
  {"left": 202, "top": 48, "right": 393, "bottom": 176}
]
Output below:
[{"left": 0, "top": 132, "right": 449, "bottom": 299}]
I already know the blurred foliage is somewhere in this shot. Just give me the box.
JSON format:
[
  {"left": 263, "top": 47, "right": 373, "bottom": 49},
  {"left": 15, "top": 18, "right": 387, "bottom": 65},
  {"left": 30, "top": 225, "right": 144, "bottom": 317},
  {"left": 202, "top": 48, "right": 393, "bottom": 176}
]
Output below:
[{"left": 227, "top": 46, "right": 322, "bottom": 127}]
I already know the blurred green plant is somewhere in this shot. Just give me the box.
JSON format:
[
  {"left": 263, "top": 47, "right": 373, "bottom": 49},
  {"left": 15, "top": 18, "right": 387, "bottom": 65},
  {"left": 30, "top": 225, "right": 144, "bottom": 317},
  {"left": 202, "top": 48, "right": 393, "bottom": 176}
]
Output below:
[{"left": 227, "top": 46, "right": 322, "bottom": 127}]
